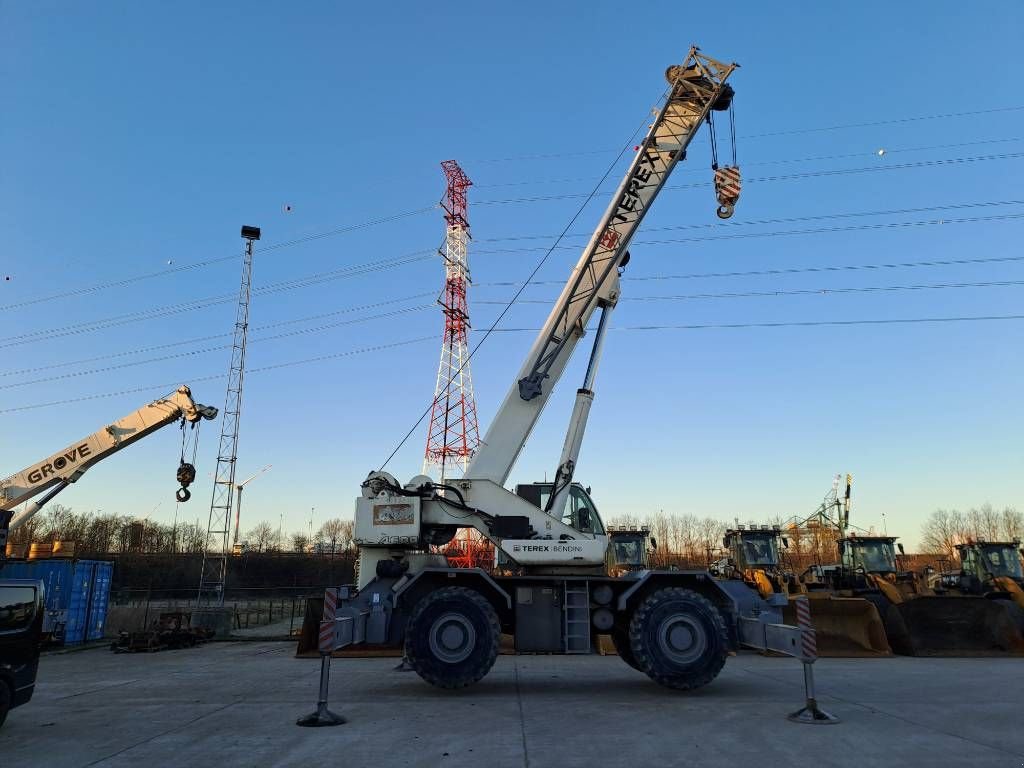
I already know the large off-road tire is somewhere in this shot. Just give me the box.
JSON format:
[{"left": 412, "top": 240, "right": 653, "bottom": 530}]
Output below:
[
  {"left": 611, "top": 626, "right": 642, "bottom": 671},
  {"left": 0, "top": 680, "right": 11, "bottom": 729},
  {"left": 629, "top": 587, "right": 729, "bottom": 691},
  {"left": 405, "top": 586, "right": 500, "bottom": 689}
]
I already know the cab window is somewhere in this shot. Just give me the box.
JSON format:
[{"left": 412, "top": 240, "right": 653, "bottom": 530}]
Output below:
[{"left": 561, "top": 486, "right": 604, "bottom": 535}]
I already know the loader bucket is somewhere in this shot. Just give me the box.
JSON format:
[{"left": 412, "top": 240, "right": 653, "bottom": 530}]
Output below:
[
  {"left": 888, "top": 596, "right": 1024, "bottom": 656},
  {"left": 784, "top": 594, "right": 891, "bottom": 656}
]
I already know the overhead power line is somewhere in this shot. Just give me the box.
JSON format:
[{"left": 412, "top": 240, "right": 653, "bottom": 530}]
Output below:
[
  {"left": 7, "top": 310, "right": 1024, "bottom": 414},
  {"left": 475, "top": 278, "right": 1024, "bottom": 306},
  {"left": 0, "top": 293, "right": 437, "bottom": 378},
  {"left": 0, "top": 305, "right": 435, "bottom": 390},
  {"left": 477, "top": 253, "right": 1024, "bottom": 289},
  {"left": 473, "top": 211, "right": 1024, "bottom": 257},
  {"left": 473, "top": 136, "right": 1022, "bottom": 188},
  {"left": 478, "top": 313, "right": 1024, "bottom": 333},
  {"left": 0, "top": 337, "right": 436, "bottom": 415},
  {"left": 0, "top": 250, "right": 436, "bottom": 349},
  {"left": 476, "top": 199, "right": 1024, "bottom": 243},
  {"left": 0, "top": 205, "right": 437, "bottom": 313},
  {"left": 466, "top": 105, "right": 1024, "bottom": 164},
  {"left": 475, "top": 152, "right": 1024, "bottom": 206}
]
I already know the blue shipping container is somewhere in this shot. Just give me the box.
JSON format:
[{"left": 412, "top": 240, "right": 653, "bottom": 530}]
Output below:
[
  {"left": 0, "top": 559, "right": 113, "bottom": 644},
  {"left": 87, "top": 561, "right": 113, "bottom": 641}
]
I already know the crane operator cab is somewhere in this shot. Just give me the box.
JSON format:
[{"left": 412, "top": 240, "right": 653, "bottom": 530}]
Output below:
[{"left": 513, "top": 482, "right": 605, "bottom": 537}]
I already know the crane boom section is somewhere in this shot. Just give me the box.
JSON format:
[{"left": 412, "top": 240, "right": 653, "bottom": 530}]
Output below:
[
  {"left": 467, "top": 48, "right": 737, "bottom": 485},
  {"left": 1, "top": 385, "right": 217, "bottom": 512}
]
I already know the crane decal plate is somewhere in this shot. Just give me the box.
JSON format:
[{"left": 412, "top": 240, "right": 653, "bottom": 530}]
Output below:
[{"left": 373, "top": 503, "right": 416, "bottom": 526}]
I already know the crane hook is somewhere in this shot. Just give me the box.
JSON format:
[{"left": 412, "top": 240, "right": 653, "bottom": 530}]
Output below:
[
  {"left": 176, "top": 460, "right": 197, "bottom": 503},
  {"left": 713, "top": 166, "right": 741, "bottom": 219}
]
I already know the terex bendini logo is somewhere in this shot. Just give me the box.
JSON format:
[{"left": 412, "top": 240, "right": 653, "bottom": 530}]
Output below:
[{"left": 27, "top": 443, "right": 92, "bottom": 484}]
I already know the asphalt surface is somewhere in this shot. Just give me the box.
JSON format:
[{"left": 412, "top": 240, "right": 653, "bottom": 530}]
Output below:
[{"left": 2, "top": 642, "right": 1022, "bottom": 767}]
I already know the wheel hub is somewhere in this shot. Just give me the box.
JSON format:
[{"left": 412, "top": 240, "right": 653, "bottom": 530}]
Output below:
[
  {"left": 658, "top": 615, "right": 707, "bottom": 665},
  {"left": 429, "top": 612, "right": 476, "bottom": 664}
]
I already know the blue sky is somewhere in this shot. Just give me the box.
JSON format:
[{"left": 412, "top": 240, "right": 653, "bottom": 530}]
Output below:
[{"left": 2, "top": 2, "right": 1022, "bottom": 549}]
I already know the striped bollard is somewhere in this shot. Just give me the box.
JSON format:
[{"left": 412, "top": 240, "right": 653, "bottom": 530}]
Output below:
[
  {"left": 787, "top": 596, "right": 840, "bottom": 725},
  {"left": 297, "top": 588, "right": 346, "bottom": 727}
]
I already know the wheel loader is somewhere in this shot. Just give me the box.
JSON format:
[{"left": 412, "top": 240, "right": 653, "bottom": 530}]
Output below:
[
  {"left": 605, "top": 525, "right": 655, "bottom": 576},
  {"left": 810, "top": 534, "right": 1024, "bottom": 656},
  {"left": 718, "top": 526, "right": 891, "bottom": 656}
]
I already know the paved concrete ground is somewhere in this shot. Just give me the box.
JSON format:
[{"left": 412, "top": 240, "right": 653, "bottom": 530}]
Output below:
[{"left": 2, "top": 642, "right": 1022, "bottom": 768}]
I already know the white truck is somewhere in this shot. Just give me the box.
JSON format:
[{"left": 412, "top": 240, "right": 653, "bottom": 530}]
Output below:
[{"left": 332, "top": 48, "right": 802, "bottom": 691}]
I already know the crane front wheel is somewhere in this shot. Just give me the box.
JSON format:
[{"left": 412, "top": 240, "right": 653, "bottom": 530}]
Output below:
[
  {"left": 628, "top": 587, "right": 729, "bottom": 690},
  {"left": 405, "top": 586, "right": 500, "bottom": 689}
]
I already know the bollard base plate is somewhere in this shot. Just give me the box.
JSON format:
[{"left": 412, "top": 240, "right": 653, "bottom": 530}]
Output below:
[
  {"left": 788, "top": 700, "right": 840, "bottom": 725},
  {"left": 297, "top": 704, "right": 346, "bottom": 727}
]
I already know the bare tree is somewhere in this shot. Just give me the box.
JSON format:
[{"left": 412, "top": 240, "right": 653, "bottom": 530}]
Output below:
[
  {"left": 291, "top": 532, "right": 310, "bottom": 553},
  {"left": 967, "top": 504, "right": 1002, "bottom": 540},
  {"left": 319, "top": 518, "right": 352, "bottom": 555},
  {"left": 1001, "top": 507, "right": 1023, "bottom": 540},
  {"left": 920, "top": 509, "right": 966, "bottom": 557},
  {"left": 247, "top": 521, "right": 277, "bottom": 553}
]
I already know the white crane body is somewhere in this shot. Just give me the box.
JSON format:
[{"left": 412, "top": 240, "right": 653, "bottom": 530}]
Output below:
[{"left": 328, "top": 50, "right": 814, "bottom": 694}]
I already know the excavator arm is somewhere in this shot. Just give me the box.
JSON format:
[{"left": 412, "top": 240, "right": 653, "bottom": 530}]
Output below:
[{"left": 1, "top": 385, "right": 218, "bottom": 538}]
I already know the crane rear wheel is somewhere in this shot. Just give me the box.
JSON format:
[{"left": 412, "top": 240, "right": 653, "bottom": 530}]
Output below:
[
  {"left": 629, "top": 587, "right": 728, "bottom": 690},
  {"left": 405, "top": 586, "right": 499, "bottom": 689}
]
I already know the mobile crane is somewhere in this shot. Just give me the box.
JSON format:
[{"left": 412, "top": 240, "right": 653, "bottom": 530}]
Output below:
[
  {"left": 0, "top": 385, "right": 218, "bottom": 563},
  {"left": 329, "top": 49, "right": 813, "bottom": 692}
]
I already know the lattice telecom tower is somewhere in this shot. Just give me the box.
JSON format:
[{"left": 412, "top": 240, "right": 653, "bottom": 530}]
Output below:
[
  {"left": 198, "top": 225, "right": 259, "bottom": 606},
  {"left": 423, "top": 161, "right": 480, "bottom": 484}
]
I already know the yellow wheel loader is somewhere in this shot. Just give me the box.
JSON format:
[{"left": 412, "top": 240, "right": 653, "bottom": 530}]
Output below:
[
  {"left": 719, "top": 526, "right": 891, "bottom": 656},
  {"left": 813, "top": 535, "right": 1024, "bottom": 656},
  {"left": 605, "top": 526, "right": 655, "bottom": 576}
]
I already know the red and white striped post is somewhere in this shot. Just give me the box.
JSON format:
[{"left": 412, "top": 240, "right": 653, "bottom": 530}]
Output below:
[
  {"left": 297, "top": 588, "right": 346, "bottom": 727},
  {"left": 787, "top": 596, "right": 839, "bottom": 724}
]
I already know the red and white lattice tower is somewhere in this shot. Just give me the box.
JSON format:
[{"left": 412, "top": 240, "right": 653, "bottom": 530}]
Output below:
[{"left": 423, "top": 160, "right": 480, "bottom": 485}]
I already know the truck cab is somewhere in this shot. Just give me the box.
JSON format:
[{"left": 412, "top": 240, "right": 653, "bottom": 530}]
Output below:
[{"left": 0, "top": 579, "right": 44, "bottom": 728}]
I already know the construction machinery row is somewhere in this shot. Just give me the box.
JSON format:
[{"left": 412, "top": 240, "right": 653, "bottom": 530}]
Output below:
[{"left": 710, "top": 478, "right": 1024, "bottom": 657}]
